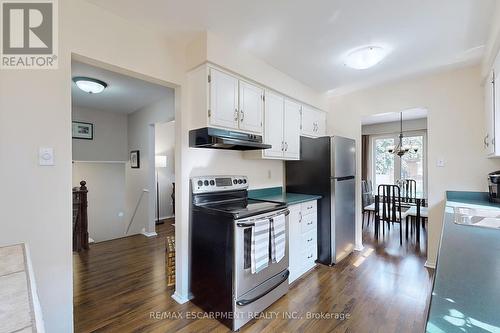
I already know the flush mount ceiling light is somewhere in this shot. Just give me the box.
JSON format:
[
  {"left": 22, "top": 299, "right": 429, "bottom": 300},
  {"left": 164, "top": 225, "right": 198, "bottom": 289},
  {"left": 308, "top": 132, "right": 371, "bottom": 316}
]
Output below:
[
  {"left": 344, "top": 46, "right": 388, "bottom": 70},
  {"left": 72, "top": 76, "right": 108, "bottom": 94}
]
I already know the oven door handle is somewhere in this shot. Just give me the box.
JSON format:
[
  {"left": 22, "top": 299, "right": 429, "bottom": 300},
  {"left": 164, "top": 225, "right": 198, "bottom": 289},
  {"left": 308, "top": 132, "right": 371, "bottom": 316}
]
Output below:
[
  {"left": 236, "top": 209, "right": 289, "bottom": 227},
  {"left": 235, "top": 270, "right": 289, "bottom": 307}
]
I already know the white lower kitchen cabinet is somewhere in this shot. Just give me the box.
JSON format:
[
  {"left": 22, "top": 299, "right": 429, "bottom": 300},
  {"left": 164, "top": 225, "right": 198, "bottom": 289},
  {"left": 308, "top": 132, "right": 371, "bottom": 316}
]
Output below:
[{"left": 288, "top": 200, "right": 318, "bottom": 283}]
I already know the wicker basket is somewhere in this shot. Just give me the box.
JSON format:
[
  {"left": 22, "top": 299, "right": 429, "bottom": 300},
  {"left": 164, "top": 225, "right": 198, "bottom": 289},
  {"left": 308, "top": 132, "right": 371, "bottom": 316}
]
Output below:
[{"left": 166, "top": 236, "right": 175, "bottom": 287}]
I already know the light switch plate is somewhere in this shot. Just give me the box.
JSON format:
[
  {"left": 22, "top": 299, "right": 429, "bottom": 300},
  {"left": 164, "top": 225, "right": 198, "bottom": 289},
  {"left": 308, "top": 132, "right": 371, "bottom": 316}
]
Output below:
[
  {"left": 39, "top": 147, "right": 54, "bottom": 166},
  {"left": 437, "top": 159, "right": 445, "bottom": 167}
]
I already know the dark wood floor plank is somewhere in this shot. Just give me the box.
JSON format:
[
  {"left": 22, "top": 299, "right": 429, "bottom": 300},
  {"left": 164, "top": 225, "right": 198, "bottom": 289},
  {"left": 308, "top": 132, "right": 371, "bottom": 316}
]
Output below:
[{"left": 74, "top": 218, "right": 433, "bottom": 333}]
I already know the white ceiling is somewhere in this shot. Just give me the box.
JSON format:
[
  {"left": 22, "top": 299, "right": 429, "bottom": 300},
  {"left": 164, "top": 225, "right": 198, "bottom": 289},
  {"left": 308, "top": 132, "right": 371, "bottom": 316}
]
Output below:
[
  {"left": 361, "top": 108, "right": 428, "bottom": 125},
  {"left": 71, "top": 61, "right": 172, "bottom": 113},
  {"left": 85, "top": 0, "right": 495, "bottom": 94}
]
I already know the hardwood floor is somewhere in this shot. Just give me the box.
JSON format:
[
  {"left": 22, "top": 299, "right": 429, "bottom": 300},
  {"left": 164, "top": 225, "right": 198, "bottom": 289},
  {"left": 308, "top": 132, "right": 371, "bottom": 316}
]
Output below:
[{"left": 74, "top": 217, "right": 433, "bottom": 333}]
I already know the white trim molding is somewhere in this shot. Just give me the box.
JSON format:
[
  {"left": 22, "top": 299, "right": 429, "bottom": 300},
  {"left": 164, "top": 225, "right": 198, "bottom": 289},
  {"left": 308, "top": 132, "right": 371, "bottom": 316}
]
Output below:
[
  {"left": 141, "top": 231, "right": 157, "bottom": 238},
  {"left": 354, "top": 244, "right": 364, "bottom": 252},
  {"left": 171, "top": 291, "right": 193, "bottom": 304},
  {"left": 424, "top": 260, "right": 436, "bottom": 269}
]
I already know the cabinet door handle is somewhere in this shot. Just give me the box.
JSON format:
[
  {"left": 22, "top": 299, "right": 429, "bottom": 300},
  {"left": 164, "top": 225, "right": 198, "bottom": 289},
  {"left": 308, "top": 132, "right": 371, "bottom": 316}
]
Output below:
[
  {"left": 285, "top": 142, "right": 288, "bottom": 151},
  {"left": 307, "top": 254, "right": 313, "bottom": 259},
  {"left": 234, "top": 109, "right": 239, "bottom": 121},
  {"left": 307, "top": 238, "right": 313, "bottom": 242},
  {"left": 281, "top": 141, "right": 284, "bottom": 151},
  {"left": 240, "top": 110, "right": 244, "bottom": 122},
  {"left": 299, "top": 211, "right": 302, "bottom": 222},
  {"left": 307, "top": 222, "right": 313, "bottom": 225}
]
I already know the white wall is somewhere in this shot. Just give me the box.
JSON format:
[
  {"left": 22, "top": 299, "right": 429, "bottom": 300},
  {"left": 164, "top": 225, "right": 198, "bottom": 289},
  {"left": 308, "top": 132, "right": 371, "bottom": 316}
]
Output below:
[
  {"left": 72, "top": 162, "right": 127, "bottom": 242},
  {"left": 328, "top": 65, "right": 500, "bottom": 267},
  {"left": 0, "top": 1, "right": 185, "bottom": 331},
  {"left": 72, "top": 107, "right": 128, "bottom": 161},
  {"left": 155, "top": 121, "right": 176, "bottom": 219},
  {"left": 126, "top": 96, "right": 175, "bottom": 236},
  {"left": 72, "top": 108, "right": 129, "bottom": 242},
  {"left": 362, "top": 118, "right": 427, "bottom": 135}
]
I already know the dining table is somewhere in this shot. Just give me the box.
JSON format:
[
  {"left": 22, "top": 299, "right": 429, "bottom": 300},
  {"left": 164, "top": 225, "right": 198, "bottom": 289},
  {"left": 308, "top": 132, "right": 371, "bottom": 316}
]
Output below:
[{"left": 367, "top": 196, "right": 428, "bottom": 243}]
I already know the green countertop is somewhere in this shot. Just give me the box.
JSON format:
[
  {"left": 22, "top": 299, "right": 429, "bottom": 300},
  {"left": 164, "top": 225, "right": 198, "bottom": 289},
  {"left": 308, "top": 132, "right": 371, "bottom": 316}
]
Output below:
[
  {"left": 426, "top": 191, "right": 500, "bottom": 333},
  {"left": 248, "top": 187, "right": 322, "bottom": 205}
]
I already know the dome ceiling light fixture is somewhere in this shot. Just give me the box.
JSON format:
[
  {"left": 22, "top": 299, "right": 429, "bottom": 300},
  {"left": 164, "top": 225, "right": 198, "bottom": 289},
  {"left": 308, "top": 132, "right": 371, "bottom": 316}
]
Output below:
[
  {"left": 344, "top": 45, "right": 389, "bottom": 70},
  {"left": 72, "top": 76, "right": 108, "bottom": 94}
]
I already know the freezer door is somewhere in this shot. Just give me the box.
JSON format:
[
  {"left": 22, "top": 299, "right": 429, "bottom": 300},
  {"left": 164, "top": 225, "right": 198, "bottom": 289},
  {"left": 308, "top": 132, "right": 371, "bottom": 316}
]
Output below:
[
  {"left": 331, "top": 177, "right": 355, "bottom": 264},
  {"left": 331, "top": 137, "right": 356, "bottom": 178}
]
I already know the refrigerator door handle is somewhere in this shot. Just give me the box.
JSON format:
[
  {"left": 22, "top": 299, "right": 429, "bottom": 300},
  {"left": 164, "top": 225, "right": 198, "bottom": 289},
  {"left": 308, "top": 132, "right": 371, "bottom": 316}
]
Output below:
[{"left": 331, "top": 176, "right": 355, "bottom": 181}]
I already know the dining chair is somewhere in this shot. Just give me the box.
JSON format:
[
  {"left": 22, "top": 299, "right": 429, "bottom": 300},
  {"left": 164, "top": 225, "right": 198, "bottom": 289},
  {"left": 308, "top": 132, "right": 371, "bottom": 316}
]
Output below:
[
  {"left": 399, "top": 179, "right": 417, "bottom": 203},
  {"left": 405, "top": 198, "right": 428, "bottom": 243},
  {"left": 362, "top": 180, "right": 375, "bottom": 228},
  {"left": 375, "top": 184, "right": 408, "bottom": 245}
]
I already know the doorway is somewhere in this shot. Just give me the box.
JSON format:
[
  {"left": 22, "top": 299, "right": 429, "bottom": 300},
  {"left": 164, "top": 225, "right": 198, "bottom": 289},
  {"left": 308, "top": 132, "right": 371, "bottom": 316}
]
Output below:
[
  {"left": 360, "top": 108, "right": 429, "bottom": 253},
  {"left": 71, "top": 56, "right": 177, "bottom": 331}
]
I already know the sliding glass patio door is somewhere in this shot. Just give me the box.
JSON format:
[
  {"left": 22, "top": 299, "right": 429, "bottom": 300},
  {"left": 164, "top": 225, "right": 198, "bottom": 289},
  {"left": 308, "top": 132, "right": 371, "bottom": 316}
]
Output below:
[{"left": 372, "top": 131, "right": 426, "bottom": 197}]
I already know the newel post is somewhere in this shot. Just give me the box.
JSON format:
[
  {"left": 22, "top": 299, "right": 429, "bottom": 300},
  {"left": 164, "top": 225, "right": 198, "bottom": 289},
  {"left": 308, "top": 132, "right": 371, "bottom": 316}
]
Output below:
[{"left": 79, "top": 181, "right": 89, "bottom": 250}]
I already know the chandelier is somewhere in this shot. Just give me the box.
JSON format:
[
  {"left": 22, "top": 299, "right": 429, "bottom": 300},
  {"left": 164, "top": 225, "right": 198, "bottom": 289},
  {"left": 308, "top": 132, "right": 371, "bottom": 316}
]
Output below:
[{"left": 387, "top": 112, "right": 418, "bottom": 157}]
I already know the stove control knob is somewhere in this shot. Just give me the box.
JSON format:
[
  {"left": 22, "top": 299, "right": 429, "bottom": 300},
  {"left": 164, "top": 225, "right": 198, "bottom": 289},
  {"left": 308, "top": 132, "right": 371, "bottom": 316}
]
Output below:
[
  {"left": 238, "top": 179, "right": 243, "bottom": 184},
  {"left": 243, "top": 179, "right": 247, "bottom": 184},
  {"left": 210, "top": 180, "right": 215, "bottom": 186},
  {"left": 197, "top": 180, "right": 203, "bottom": 187},
  {"left": 233, "top": 179, "right": 237, "bottom": 185},
  {"left": 204, "top": 180, "right": 209, "bottom": 186}
]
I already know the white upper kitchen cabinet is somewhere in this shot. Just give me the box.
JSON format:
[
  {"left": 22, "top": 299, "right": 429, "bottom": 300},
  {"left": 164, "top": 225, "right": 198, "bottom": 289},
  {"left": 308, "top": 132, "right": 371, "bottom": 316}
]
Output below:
[
  {"left": 484, "top": 69, "right": 495, "bottom": 156},
  {"left": 301, "top": 106, "right": 326, "bottom": 137},
  {"left": 263, "top": 91, "right": 285, "bottom": 158},
  {"left": 283, "top": 99, "right": 301, "bottom": 159},
  {"left": 209, "top": 68, "right": 239, "bottom": 130},
  {"left": 258, "top": 91, "right": 300, "bottom": 160},
  {"left": 484, "top": 50, "right": 500, "bottom": 157},
  {"left": 239, "top": 80, "right": 264, "bottom": 133},
  {"left": 187, "top": 65, "right": 264, "bottom": 134}
]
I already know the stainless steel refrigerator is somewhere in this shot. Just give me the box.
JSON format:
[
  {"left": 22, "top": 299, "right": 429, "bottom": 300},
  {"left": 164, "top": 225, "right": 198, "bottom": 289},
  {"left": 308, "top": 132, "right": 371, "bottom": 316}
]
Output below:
[{"left": 286, "top": 136, "right": 356, "bottom": 265}]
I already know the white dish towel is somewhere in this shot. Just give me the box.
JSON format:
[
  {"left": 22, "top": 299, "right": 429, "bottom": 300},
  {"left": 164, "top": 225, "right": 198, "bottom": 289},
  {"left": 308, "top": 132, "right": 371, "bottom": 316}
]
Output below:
[
  {"left": 251, "top": 218, "right": 270, "bottom": 274},
  {"left": 270, "top": 214, "right": 286, "bottom": 263}
]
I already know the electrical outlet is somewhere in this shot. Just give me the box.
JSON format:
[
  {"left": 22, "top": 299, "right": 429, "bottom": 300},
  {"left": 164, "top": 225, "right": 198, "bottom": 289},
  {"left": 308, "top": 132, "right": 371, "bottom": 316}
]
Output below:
[{"left": 437, "top": 159, "right": 445, "bottom": 167}]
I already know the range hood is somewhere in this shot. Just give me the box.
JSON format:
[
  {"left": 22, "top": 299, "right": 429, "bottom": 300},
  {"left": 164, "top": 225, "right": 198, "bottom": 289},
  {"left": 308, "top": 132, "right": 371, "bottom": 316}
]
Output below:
[{"left": 189, "top": 127, "right": 272, "bottom": 151}]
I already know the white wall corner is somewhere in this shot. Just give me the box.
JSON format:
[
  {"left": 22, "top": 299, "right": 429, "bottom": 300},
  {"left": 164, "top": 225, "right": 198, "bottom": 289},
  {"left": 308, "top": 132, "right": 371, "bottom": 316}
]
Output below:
[
  {"left": 171, "top": 291, "right": 193, "bottom": 304},
  {"left": 354, "top": 244, "right": 364, "bottom": 252}
]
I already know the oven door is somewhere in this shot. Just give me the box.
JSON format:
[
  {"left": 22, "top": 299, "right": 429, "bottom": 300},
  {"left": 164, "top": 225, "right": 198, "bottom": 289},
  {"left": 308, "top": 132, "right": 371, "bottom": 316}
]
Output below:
[{"left": 233, "top": 208, "right": 289, "bottom": 298}]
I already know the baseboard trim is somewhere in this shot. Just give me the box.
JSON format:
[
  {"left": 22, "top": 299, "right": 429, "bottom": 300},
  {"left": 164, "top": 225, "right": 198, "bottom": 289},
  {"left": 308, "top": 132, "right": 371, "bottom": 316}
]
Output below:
[
  {"left": 159, "top": 215, "right": 175, "bottom": 220},
  {"left": 141, "top": 231, "right": 158, "bottom": 237},
  {"left": 424, "top": 260, "right": 436, "bottom": 269},
  {"left": 171, "top": 291, "right": 193, "bottom": 304},
  {"left": 354, "top": 244, "right": 364, "bottom": 251}
]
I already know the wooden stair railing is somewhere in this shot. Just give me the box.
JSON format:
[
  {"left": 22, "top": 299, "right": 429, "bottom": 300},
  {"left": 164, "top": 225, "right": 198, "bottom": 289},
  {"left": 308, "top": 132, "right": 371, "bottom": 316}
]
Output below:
[{"left": 73, "top": 180, "right": 89, "bottom": 252}]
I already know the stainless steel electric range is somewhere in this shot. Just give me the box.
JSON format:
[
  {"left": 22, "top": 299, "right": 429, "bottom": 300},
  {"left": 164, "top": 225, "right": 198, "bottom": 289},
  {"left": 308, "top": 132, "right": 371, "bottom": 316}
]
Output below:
[{"left": 190, "top": 175, "right": 289, "bottom": 331}]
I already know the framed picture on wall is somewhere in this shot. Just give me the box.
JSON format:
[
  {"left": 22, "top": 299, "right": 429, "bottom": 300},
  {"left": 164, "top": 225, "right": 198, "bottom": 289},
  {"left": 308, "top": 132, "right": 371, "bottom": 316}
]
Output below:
[
  {"left": 72, "top": 121, "right": 93, "bottom": 140},
  {"left": 130, "top": 150, "right": 140, "bottom": 168}
]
